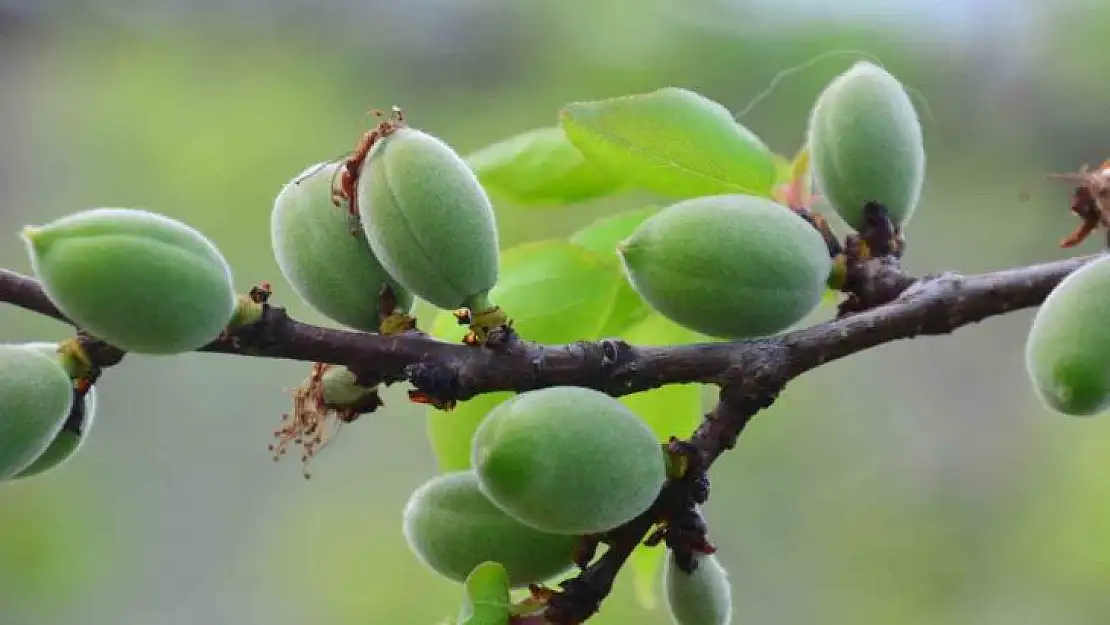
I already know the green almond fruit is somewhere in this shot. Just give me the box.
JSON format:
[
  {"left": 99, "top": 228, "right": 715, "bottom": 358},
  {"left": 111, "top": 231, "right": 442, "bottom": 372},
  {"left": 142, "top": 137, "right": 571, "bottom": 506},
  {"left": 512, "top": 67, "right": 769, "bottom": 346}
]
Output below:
[
  {"left": 617, "top": 194, "right": 832, "bottom": 339},
  {"left": 0, "top": 345, "right": 74, "bottom": 481},
  {"left": 272, "top": 162, "right": 414, "bottom": 331},
  {"left": 23, "top": 208, "right": 237, "bottom": 354},
  {"left": 1025, "top": 255, "right": 1110, "bottom": 416},
  {"left": 402, "top": 470, "right": 578, "bottom": 588},
  {"left": 457, "top": 561, "right": 512, "bottom": 625},
  {"left": 471, "top": 386, "right": 666, "bottom": 535},
  {"left": 14, "top": 343, "right": 97, "bottom": 479},
  {"left": 663, "top": 552, "right": 733, "bottom": 625},
  {"left": 319, "top": 365, "right": 378, "bottom": 408},
  {"left": 807, "top": 61, "right": 926, "bottom": 230},
  {"left": 15, "top": 388, "right": 94, "bottom": 479},
  {"left": 357, "top": 126, "right": 500, "bottom": 312}
]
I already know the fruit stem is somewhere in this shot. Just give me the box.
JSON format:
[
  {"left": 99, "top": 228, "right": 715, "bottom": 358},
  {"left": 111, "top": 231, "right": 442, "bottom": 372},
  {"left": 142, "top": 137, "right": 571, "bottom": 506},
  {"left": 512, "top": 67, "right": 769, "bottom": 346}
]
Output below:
[
  {"left": 228, "top": 283, "right": 272, "bottom": 330},
  {"left": 827, "top": 254, "right": 849, "bottom": 291},
  {"left": 379, "top": 312, "right": 417, "bottom": 335},
  {"left": 459, "top": 292, "right": 513, "bottom": 347},
  {"left": 463, "top": 291, "right": 494, "bottom": 315},
  {"left": 663, "top": 443, "right": 690, "bottom": 480},
  {"left": 377, "top": 283, "right": 417, "bottom": 336},
  {"left": 229, "top": 295, "right": 264, "bottom": 328},
  {"left": 56, "top": 337, "right": 94, "bottom": 381}
]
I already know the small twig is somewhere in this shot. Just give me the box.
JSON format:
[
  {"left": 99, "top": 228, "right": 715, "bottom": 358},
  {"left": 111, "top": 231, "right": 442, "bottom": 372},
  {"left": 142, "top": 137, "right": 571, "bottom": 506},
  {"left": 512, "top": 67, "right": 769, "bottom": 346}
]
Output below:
[{"left": 0, "top": 268, "right": 68, "bottom": 323}]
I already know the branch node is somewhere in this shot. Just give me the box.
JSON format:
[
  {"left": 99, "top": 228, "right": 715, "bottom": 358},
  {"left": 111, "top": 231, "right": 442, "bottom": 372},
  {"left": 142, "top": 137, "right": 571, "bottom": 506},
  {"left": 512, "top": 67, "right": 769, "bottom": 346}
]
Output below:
[
  {"left": 75, "top": 331, "right": 126, "bottom": 375},
  {"left": 598, "top": 339, "right": 621, "bottom": 367},
  {"left": 405, "top": 356, "right": 466, "bottom": 410},
  {"left": 859, "top": 201, "right": 905, "bottom": 259},
  {"left": 217, "top": 304, "right": 292, "bottom": 353}
]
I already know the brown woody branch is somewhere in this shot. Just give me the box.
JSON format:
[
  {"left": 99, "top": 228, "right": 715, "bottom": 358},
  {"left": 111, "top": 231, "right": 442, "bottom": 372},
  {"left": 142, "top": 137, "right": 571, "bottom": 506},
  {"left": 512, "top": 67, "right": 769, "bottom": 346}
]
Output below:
[{"left": 2, "top": 253, "right": 1097, "bottom": 404}]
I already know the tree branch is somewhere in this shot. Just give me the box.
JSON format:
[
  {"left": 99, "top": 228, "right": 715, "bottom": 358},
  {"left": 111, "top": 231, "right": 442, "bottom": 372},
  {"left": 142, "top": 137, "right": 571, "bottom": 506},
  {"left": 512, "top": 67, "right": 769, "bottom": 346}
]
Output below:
[
  {"left": 0, "top": 268, "right": 68, "bottom": 323},
  {"left": 5, "top": 255, "right": 1094, "bottom": 402},
  {"left": 2, "top": 251, "right": 1102, "bottom": 624}
]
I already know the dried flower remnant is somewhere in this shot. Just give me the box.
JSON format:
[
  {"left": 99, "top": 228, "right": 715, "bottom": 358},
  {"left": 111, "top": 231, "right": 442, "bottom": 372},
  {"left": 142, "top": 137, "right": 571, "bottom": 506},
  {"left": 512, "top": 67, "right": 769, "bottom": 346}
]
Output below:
[
  {"left": 1047, "top": 160, "right": 1110, "bottom": 248},
  {"left": 331, "top": 106, "right": 408, "bottom": 224}
]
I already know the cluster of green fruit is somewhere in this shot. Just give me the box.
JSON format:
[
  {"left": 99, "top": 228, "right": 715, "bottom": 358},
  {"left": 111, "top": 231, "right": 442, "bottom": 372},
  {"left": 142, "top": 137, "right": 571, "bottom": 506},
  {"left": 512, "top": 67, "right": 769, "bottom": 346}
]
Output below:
[
  {"left": 2, "top": 207, "right": 243, "bottom": 484},
  {"left": 270, "top": 113, "right": 502, "bottom": 335},
  {"left": 403, "top": 386, "right": 732, "bottom": 625},
  {"left": 383, "top": 60, "right": 924, "bottom": 625},
  {"left": 271, "top": 61, "right": 928, "bottom": 347},
  {"left": 0, "top": 343, "right": 96, "bottom": 482},
  {"left": 0, "top": 57, "right": 935, "bottom": 625}
]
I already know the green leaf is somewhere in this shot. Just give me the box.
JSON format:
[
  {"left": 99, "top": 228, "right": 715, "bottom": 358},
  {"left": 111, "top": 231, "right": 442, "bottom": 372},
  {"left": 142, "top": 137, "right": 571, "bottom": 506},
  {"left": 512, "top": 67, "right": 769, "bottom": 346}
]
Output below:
[
  {"left": 628, "top": 545, "right": 665, "bottom": 611},
  {"left": 773, "top": 152, "right": 793, "bottom": 188},
  {"left": 568, "top": 206, "right": 661, "bottom": 256},
  {"left": 426, "top": 239, "right": 629, "bottom": 472},
  {"left": 458, "top": 562, "right": 512, "bottom": 625},
  {"left": 490, "top": 239, "right": 627, "bottom": 342},
  {"left": 464, "top": 126, "right": 622, "bottom": 206},
  {"left": 568, "top": 207, "right": 661, "bottom": 336},
  {"left": 426, "top": 390, "right": 513, "bottom": 474},
  {"left": 560, "top": 87, "right": 777, "bottom": 199}
]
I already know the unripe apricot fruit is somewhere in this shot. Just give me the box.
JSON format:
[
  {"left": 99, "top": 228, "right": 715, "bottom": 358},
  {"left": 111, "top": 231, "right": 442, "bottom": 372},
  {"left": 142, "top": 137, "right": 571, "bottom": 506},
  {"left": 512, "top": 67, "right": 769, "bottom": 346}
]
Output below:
[
  {"left": 0, "top": 344, "right": 74, "bottom": 481},
  {"left": 402, "top": 470, "right": 578, "bottom": 588},
  {"left": 808, "top": 61, "right": 926, "bottom": 231},
  {"left": 1025, "top": 255, "right": 1110, "bottom": 416},
  {"left": 357, "top": 126, "right": 500, "bottom": 312},
  {"left": 617, "top": 194, "right": 832, "bottom": 339},
  {"left": 663, "top": 552, "right": 733, "bottom": 625},
  {"left": 23, "top": 208, "right": 237, "bottom": 354},
  {"left": 471, "top": 386, "right": 666, "bottom": 535},
  {"left": 14, "top": 343, "right": 97, "bottom": 479},
  {"left": 272, "top": 162, "right": 413, "bottom": 331},
  {"left": 318, "top": 365, "right": 378, "bottom": 408}
]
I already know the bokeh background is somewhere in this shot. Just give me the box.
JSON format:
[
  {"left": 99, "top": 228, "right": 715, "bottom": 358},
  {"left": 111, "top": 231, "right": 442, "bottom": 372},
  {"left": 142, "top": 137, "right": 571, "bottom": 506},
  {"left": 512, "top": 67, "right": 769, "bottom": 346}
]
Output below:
[{"left": 3, "top": 1, "right": 1110, "bottom": 624}]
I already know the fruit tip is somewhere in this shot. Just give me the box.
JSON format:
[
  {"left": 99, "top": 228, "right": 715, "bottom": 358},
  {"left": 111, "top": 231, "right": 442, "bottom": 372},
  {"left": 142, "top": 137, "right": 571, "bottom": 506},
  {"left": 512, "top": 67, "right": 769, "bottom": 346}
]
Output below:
[
  {"left": 19, "top": 225, "right": 45, "bottom": 249},
  {"left": 615, "top": 238, "right": 635, "bottom": 260},
  {"left": 616, "top": 231, "right": 649, "bottom": 262},
  {"left": 843, "top": 59, "right": 898, "bottom": 83}
]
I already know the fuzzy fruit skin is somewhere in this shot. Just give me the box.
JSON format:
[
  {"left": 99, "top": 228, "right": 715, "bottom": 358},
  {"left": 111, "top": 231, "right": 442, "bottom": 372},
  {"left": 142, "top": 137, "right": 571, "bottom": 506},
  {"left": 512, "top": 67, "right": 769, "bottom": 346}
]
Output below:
[
  {"left": 1025, "top": 256, "right": 1110, "bottom": 416},
  {"left": 13, "top": 343, "right": 96, "bottom": 479},
  {"left": 357, "top": 127, "right": 500, "bottom": 311},
  {"left": 663, "top": 552, "right": 733, "bottom": 625},
  {"left": 14, "top": 389, "right": 93, "bottom": 479},
  {"left": 471, "top": 386, "right": 666, "bottom": 536},
  {"left": 402, "top": 471, "right": 578, "bottom": 588},
  {"left": 617, "top": 194, "right": 832, "bottom": 339},
  {"left": 272, "top": 162, "right": 413, "bottom": 331},
  {"left": 23, "top": 208, "right": 237, "bottom": 354},
  {"left": 0, "top": 345, "right": 74, "bottom": 481},
  {"left": 808, "top": 61, "right": 925, "bottom": 230}
]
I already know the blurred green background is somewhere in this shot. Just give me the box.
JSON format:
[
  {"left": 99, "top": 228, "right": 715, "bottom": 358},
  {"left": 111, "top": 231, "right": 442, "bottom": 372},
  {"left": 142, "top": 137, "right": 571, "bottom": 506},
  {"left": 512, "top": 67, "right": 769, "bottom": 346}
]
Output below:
[{"left": 3, "top": 1, "right": 1110, "bottom": 624}]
